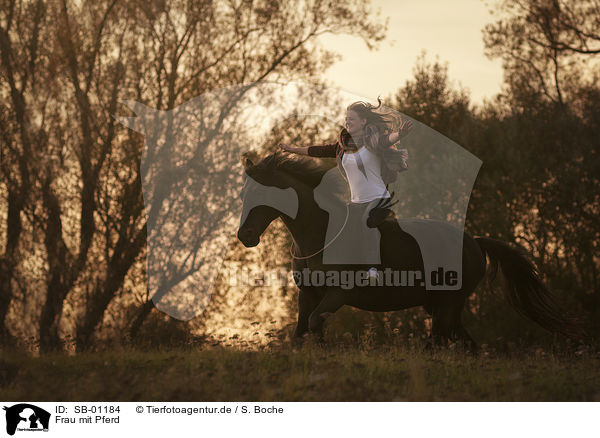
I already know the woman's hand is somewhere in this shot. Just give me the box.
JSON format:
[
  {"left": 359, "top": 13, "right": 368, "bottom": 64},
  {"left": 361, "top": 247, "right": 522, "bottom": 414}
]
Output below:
[
  {"left": 397, "top": 118, "right": 414, "bottom": 138},
  {"left": 387, "top": 118, "right": 414, "bottom": 144},
  {"left": 278, "top": 143, "right": 292, "bottom": 152}
]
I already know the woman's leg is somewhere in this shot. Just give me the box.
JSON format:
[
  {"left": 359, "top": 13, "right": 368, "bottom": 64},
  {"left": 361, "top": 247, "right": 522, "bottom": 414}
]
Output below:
[{"left": 358, "top": 198, "right": 389, "bottom": 273}]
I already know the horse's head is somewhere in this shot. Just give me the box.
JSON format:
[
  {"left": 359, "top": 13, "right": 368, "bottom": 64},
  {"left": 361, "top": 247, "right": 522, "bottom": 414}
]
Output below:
[{"left": 237, "top": 153, "right": 300, "bottom": 247}]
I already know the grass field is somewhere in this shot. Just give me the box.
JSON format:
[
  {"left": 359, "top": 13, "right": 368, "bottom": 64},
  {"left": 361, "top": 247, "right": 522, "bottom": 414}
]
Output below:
[{"left": 2, "top": 340, "right": 599, "bottom": 402}]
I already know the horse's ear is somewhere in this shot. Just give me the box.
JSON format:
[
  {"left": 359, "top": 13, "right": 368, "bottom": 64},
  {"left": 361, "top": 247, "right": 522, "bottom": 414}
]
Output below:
[{"left": 241, "top": 150, "right": 259, "bottom": 170}]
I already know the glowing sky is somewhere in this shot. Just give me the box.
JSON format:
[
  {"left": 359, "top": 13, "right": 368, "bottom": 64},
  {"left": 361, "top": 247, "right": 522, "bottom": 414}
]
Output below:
[{"left": 318, "top": 0, "right": 504, "bottom": 104}]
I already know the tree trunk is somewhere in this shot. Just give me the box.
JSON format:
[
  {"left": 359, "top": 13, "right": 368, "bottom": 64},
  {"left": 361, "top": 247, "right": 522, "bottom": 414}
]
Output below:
[{"left": 128, "top": 300, "right": 155, "bottom": 341}]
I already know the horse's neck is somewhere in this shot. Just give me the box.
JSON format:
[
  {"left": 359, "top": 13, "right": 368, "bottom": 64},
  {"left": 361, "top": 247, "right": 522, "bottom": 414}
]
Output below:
[
  {"left": 280, "top": 188, "right": 330, "bottom": 257},
  {"left": 280, "top": 170, "right": 349, "bottom": 258}
]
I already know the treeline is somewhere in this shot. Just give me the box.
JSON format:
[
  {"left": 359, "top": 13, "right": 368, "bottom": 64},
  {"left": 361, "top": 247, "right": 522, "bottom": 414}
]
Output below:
[
  {"left": 340, "top": 46, "right": 600, "bottom": 344},
  {"left": 386, "top": 0, "right": 600, "bottom": 341}
]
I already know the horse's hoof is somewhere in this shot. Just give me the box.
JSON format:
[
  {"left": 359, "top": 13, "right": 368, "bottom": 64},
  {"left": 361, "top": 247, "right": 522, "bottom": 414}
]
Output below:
[{"left": 291, "top": 336, "right": 305, "bottom": 347}]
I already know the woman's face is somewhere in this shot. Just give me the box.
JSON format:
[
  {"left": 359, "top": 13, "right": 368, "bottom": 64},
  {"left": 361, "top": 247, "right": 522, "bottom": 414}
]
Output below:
[{"left": 345, "top": 109, "right": 366, "bottom": 134}]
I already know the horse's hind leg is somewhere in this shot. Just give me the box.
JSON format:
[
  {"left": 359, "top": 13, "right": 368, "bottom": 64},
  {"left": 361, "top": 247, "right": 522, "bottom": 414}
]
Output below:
[
  {"left": 456, "top": 323, "right": 479, "bottom": 353},
  {"left": 430, "top": 307, "right": 455, "bottom": 347},
  {"left": 431, "top": 297, "right": 478, "bottom": 353},
  {"left": 430, "top": 293, "right": 465, "bottom": 347}
]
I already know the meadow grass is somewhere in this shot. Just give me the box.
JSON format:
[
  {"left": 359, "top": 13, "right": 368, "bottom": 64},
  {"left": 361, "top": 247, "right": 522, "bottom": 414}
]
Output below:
[{"left": 1, "top": 340, "right": 599, "bottom": 401}]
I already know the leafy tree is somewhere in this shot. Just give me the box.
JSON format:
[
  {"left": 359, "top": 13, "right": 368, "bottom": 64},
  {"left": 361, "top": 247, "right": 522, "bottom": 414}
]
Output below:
[
  {"left": 483, "top": 0, "right": 600, "bottom": 331},
  {"left": 483, "top": 0, "right": 600, "bottom": 106},
  {"left": 0, "top": 0, "right": 387, "bottom": 351}
]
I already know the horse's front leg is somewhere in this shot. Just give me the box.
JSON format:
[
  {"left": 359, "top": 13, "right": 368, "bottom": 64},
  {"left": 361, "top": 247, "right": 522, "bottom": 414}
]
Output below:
[
  {"left": 308, "top": 289, "right": 346, "bottom": 342},
  {"left": 292, "top": 287, "right": 319, "bottom": 340}
]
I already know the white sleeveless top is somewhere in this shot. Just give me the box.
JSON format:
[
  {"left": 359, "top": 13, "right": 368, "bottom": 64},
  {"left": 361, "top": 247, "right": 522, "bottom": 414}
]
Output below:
[{"left": 342, "top": 146, "right": 391, "bottom": 203}]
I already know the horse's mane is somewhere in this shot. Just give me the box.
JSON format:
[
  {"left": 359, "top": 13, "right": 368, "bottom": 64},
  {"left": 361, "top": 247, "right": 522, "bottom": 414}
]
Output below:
[{"left": 253, "top": 151, "right": 336, "bottom": 188}]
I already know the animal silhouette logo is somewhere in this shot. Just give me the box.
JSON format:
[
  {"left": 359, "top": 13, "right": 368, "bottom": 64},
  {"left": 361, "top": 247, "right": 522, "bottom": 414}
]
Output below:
[{"left": 3, "top": 404, "right": 50, "bottom": 436}]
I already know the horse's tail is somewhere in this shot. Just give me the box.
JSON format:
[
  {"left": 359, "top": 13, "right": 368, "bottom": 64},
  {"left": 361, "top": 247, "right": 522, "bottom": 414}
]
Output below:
[{"left": 475, "top": 237, "right": 587, "bottom": 340}]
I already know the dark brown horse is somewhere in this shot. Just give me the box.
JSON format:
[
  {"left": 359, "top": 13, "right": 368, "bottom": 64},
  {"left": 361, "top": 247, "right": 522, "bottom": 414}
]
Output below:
[{"left": 237, "top": 151, "right": 584, "bottom": 349}]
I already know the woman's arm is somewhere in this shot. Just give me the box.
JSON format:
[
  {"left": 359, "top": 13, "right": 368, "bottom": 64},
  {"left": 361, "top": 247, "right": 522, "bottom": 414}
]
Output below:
[
  {"left": 279, "top": 143, "right": 310, "bottom": 155},
  {"left": 279, "top": 142, "right": 337, "bottom": 158}
]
